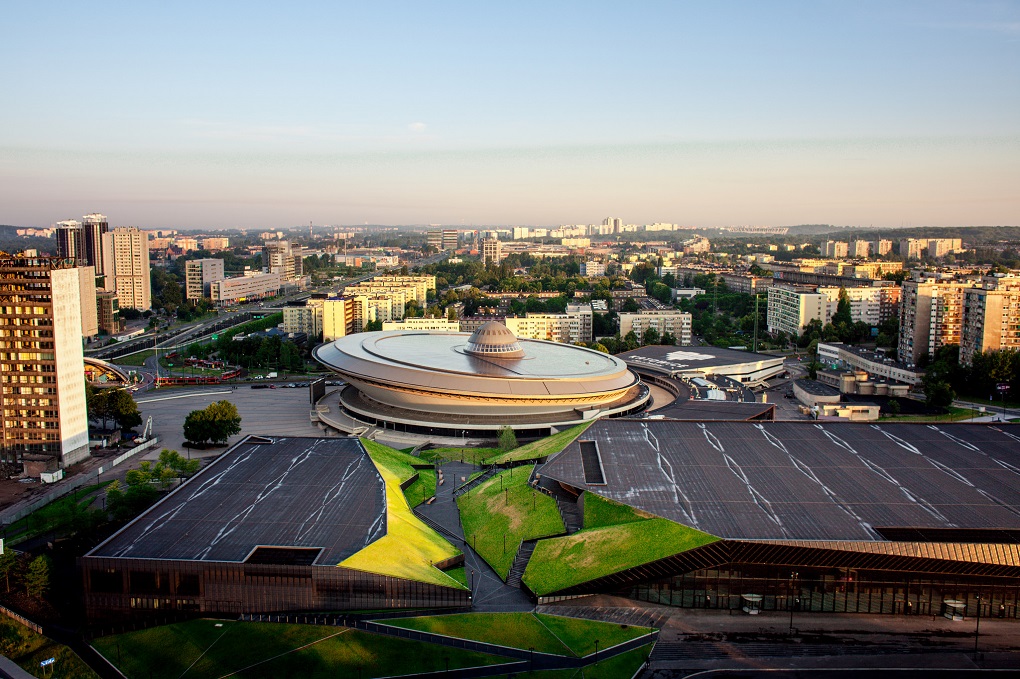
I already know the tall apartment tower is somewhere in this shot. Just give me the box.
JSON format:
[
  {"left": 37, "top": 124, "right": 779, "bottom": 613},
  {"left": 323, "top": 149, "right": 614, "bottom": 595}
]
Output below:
[
  {"left": 960, "top": 285, "right": 1020, "bottom": 365},
  {"left": 102, "top": 227, "right": 152, "bottom": 311},
  {"left": 898, "top": 281, "right": 969, "bottom": 365},
  {"left": 185, "top": 258, "right": 226, "bottom": 300},
  {"left": 0, "top": 255, "right": 90, "bottom": 468},
  {"left": 81, "top": 213, "right": 109, "bottom": 276},
  {"left": 55, "top": 220, "right": 82, "bottom": 262},
  {"left": 481, "top": 237, "right": 502, "bottom": 266}
]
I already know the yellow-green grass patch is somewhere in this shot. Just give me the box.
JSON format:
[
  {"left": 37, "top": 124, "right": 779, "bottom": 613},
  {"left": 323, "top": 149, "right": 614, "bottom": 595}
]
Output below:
[
  {"left": 579, "top": 643, "right": 655, "bottom": 678},
  {"left": 384, "top": 612, "right": 572, "bottom": 655},
  {"left": 341, "top": 441, "right": 464, "bottom": 589},
  {"left": 523, "top": 519, "right": 718, "bottom": 596},
  {"left": 457, "top": 465, "right": 565, "bottom": 579},
  {"left": 534, "top": 613, "right": 652, "bottom": 657},
  {"left": 361, "top": 439, "right": 436, "bottom": 507},
  {"left": 482, "top": 423, "right": 592, "bottom": 465},
  {"left": 582, "top": 491, "right": 653, "bottom": 529}
]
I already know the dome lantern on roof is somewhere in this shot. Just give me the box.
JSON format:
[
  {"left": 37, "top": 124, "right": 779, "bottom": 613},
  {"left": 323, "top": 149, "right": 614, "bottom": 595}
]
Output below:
[{"left": 463, "top": 321, "right": 525, "bottom": 359}]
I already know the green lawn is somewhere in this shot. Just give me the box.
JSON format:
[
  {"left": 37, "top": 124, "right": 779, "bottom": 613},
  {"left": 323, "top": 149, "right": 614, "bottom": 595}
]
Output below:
[
  {"left": 342, "top": 440, "right": 464, "bottom": 589},
  {"left": 93, "top": 620, "right": 503, "bottom": 678},
  {"left": 420, "top": 446, "right": 501, "bottom": 465},
  {"left": 457, "top": 466, "right": 565, "bottom": 579},
  {"left": 482, "top": 423, "right": 591, "bottom": 465},
  {"left": 524, "top": 519, "right": 718, "bottom": 596},
  {"left": 383, "top": 612, "right": 652, "bottom": 658},
  {"left": 0, "top": 618, "right": 98, "bottom": 679},
  {"left": 579, "top": 643, "right": 653, "bottom": 678},
  {"left": 361, "top": 439, "right": 437, "bottom": 507},
  {"left": 7, "top": 481, "right": 113, "bottom": 544},
  {"left": 111, "top": 349, "right": 155, "bottom": 366},
  {"left": 582, "top": 492, "right": 651, "bottom": 530},
  {"left": 880, "top": 406, "right": 983, "bottom": 422}
]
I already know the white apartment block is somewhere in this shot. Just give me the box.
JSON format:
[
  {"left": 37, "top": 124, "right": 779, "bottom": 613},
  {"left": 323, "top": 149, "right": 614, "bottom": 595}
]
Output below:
[
  {"left": 185, "top": 258, "right": 226, "bottom": 300},
  {"left": 77, "top": 266, "right": 99, "bottom": 339},
  {"left": 581, "top": 261, "right": 606, "bottom": 277},
  {"left": 372, "top": 275, "right": 437, "bottom": 299},
  {"left": 382, "top": 318, "right": 460, "bottom": 332},
  {"left": 283, "top": 298, "right": 324, "bottom": 339},
  {"left": 101, "top": 227, "right": 151, "bottom": 311},
  {"left": 817, "top": 285, "right": 901, "bottom": 326},
  {"left": 898, "top": 281, "right": 969, "bottom": 365},
  {"left": 960, "top": 285, "right": 1020, "bottom": 365},
  {"left": 201, "top": 237, "right": 230, "bottom": 251},
  {"left": 767, "top": 286, "right": 826, "bottom": 337},
  {"left": 210, "top": 271, "right": 281, "bottom": 305},
  {"left": 822, "top": 241, "right": 849, "bottom": 258},
  {"left": 618, "top": 310, "right": 692, "bottom": 345},
  {"left": 481, "top": 237, "right": 502, "bottom": 266}
]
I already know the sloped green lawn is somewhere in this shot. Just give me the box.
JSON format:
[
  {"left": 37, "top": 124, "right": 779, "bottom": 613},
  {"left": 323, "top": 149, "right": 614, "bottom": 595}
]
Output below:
[
  {"left": 582, "top": 491, "right": 652, "bottom": 529},
  {"left": 457, "top": 465, "right": 564, "bottom": 578},
  {"left": 524, "top": 519, "right": 718, "bottom": 596},
  {"left": 482, "top": 423, "right": 591, "bottom": 465}
]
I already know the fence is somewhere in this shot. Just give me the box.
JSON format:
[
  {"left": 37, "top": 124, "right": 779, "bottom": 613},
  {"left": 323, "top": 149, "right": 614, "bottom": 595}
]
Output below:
[
  {"left": 0, "top": 603, "right": 42, "bottom": 634},
  {"left": 0, "top": 437, "right": 160, "bottom": 527}
]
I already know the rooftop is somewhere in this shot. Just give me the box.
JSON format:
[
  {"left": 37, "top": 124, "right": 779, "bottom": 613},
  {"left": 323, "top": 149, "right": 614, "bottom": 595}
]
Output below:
[
  {"left": 620, "top": 345, "right": 784, "bottom": 375},
  {"left": 89, "top": 437, "right": 384, "bottom": 565},
  {"left": 541, "top": 420, "right": 1020, "bottom": 542}
]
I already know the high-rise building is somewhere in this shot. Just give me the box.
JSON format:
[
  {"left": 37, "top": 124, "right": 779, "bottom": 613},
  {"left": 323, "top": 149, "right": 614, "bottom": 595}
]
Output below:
[
  {"left": 283, "top": 298, "right": 325, "bottom": 340},
  {"left": 873, "top": 239, "right": 893, "bottom": 256},
  {"left": 263, "top": 240, "right": 304, "bottom": 281},
  {"left": 767, "top": 286, "right": 827, "bottom": 337},
  {"left": 850, "top": 240, "right": 871, "bottom": 258},
  {"left": 822, "top": 240, "right": 849, "bottom": 258},
  {"left": 0, "top": 254, "right": 90, "bottom": 469},
  {"left": 581, "top": 261, "right": 606, "bottom": 277},
  {"left": 898, "top": 281, "right": 969, "bottom": 365},
  {"left": 481, "top": 237, "right": 502, "bottom": 266},
  {"left": 55, "top": 220, "right": 82, "bottom": 263},
  {"left": 96, "top": 290, "right": 120, "bottom": 335},
  {"left": 201, "top": 237, "right": 230, "bottom": 251},
  {"left": 81, "top": 214, "right": 109, "bottom": 276},
  {"left": 77, "top": 266, "right": 99, "bottom": 339},
  {"left": 102, "top": 227, "right": 151, "bottom": 311},
  {"left": 960, "top": 284, "right": 1020, "bottom": 365},
  {"left": 443, "top": 230, "right": 459, "bottom": 251},
  {"left": 185, "top": 258, "right": 226, "bottom": 300}
]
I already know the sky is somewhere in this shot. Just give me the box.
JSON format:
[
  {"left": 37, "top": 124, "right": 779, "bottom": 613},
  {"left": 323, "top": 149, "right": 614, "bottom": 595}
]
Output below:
[{"left": 1, "top": 1, "right": 1018, "bottom": 230}]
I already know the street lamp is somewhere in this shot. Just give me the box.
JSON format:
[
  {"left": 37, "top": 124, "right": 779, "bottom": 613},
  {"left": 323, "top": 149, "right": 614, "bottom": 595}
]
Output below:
[
  {"left": 974, "top": 594, "right": 982, "bottom": 657},
  {"left": 789, "top": 571, "right": 799, "bottom": 635},
  {"left": 594, "top": 639, "right": 599, "bottom": 664}
]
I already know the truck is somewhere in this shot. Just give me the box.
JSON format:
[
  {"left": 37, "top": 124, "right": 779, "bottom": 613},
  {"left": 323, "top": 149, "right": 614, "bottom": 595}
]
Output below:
[{"left": 266, "top": 372, "right": 278, "bottom": 379}]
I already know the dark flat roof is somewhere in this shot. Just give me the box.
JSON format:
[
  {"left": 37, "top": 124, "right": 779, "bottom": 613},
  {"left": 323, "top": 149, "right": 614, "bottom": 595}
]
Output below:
[
  {"left": 646, "top": 400, "right": 775, "bottom": 421},
  {"left": 89, "top": 437, "right": 385, "bottom": 565},
  {"left": 541, "top": 420, "right": 1020, "bottom": 541},
  {"left": 620, "top": 345, "right": 784, "bottom": 374},
  {"left": 794, "top": 378, "right": 841, "bottom": 396}
]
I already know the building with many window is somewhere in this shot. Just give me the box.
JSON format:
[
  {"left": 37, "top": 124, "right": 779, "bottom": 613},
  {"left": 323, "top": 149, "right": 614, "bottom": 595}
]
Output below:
[
  {"left": 56, "top": 213, "right": 109, "bottom": 278},
  {"left": 898, "top": 281, "right": 970, "bottom": 365},
  {"left": 101, "top": 227, "right": 151, "bottom": 311},
  {"left": 766, "top": 286, "right": 826, "bottom": 337},
  {"left": 185, "top": 258, "right": 225, "bottom": 300},
  {"left": 961, "top": 285, "right": 1020, "bottom": 365},
  {"left": 617, "top": 310, "right": 692, "bottom": 345},
  {"left": 382, "top": 318, "right": 460, "bottom": 332},
  {"left": 481, "top": 237, "right": 502, "bottom": 266},
  {"left": 263, "top": 240, "right": 304, "bottom": 282},
  {"left": 0, "top": 255, "right": 90, "bottom": 470},
  {"left": 209, "top": 271, "right": 281, "bottom": 305}
]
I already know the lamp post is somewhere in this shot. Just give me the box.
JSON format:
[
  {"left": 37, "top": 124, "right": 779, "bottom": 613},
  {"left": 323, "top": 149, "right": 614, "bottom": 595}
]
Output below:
[
  {"left": 594, "top": 639, "right": 599, "bottom": 664},
  {"left": 974, "top": 594, "right": 982, "bottom": 657},
  {"left": 789, "top": 571, "right": 799, "bottom": 635}
]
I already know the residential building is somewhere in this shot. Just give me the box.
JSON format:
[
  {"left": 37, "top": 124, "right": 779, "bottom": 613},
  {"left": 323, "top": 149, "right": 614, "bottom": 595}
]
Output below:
[
  {"left": 185, "top": 258, "right": 226, "bottom": 300},
  {"left": 372, "top": 275, "right": 437, "bottom": 300},
  {"left": 617, "top": 310, "right": 692, "bottom": 345},
  {"left": 77, "top": 266, "right": 99, "bottom": 339},
  {"left": 898, "top": 281, "right": 970, "bottom": 365},
  {"left": 851, "top": 240, "right": 871, "bottom": 258},
  {"left": 0, "top": 254, "right": 90, "bottom": 469},
  {"left": 671, "top": 288, "right": 706, "bottom": 301},
  {"left": 209, "top": 271, "right": 281, "bottom": 305},
  {"left": 581, "top": 261, "right": 606, "bottom": 277},
  {"left": 873, "top": 239, "right": 893, "bottom": 256},
  {"left": 322, "top": 297, "right": 358, "bottom": 341},
  {"left": 817, "top": 285, "right": 901, "bottom": 327},
  {"left": 720, "top": 274, "right": 771, "bottom": 294},
  {"left": 283, "top": 298, "right": 324, "bottom": 340},
  {"left": 505, "top": 305, "right": 593, "bottom": 345},
  {"left": 201, "top": 237, "right": 230, "bottom": 251},
  {"left": 101, "top": 227, "right": 151, "bottom": 311},
  {"left": 263, "top": 240, "right": 304, "bottom": 281},
  {"left": 56, "top": 213, "right": 109, "bottom": 277},
  {"left": 822, "top": 240, "right": 849, "bottom": 258},
  {"left": 382, "top": 318, "right": 460, "bottom": 332},
  {"left": 344, "top": 282, "right": 417, "bottom": 311},
  {"left": 767, "top": 286, "right": 826, "bottom": 337},
  {"left": 960, "top": 286, "right": 1020, "bottom": 365},
  {"left": 96, "top": 291, "right": 120, "bottom": 335},
  {"left": 481, "top": 237, "right": 503, "bottom": 266},
  {"left": 174, "top": 237, "right": 199, "bottom": 253}
]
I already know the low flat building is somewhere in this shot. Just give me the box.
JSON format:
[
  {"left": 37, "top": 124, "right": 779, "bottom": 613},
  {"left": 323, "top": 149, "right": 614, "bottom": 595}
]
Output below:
[
  {"left": 620, "top": 345, "right": 785, "bottom": 386},
  {"left": 618, "top": 309, "right": 692, "bottom": 345},
  {"left": 818, "top": 342, "right": 923, "bottom": 386},
  {"left": 382, "top": 318, "right": 460, "bottom": 332},
  {"left": 210, "top": 271, "right": 281, "bottom": 305}
]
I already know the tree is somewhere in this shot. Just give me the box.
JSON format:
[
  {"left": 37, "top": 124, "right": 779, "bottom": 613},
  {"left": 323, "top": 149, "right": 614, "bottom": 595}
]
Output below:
[
  {"left": 641, "top": 327, "right": 661, "bottom": 346},
  {"left": 184, "top": 400, "right": 241, "bottom": 446},
  {"left": 887, "top": 398, "right": 900, "bottom": 416},
  {"left": 364, "top": 319, "right": 383, "bottom": 332},
  {"left": 498, "top": 426, "right": 517, "bottom": 452},
  {"left": 24, "top": 555, "right": 51, "bottom": 599},
  {"left": 660, "top": 332, "right": 677, "bottom": 346},
  {"left": 0, "top": 547, "right": 18, "bottom": 592},
  {"left": 107, "top": 388, "right": 142, "bottom": 430},
  {"left": 832, "top": 289, "right": 853, "bottom": 328}
]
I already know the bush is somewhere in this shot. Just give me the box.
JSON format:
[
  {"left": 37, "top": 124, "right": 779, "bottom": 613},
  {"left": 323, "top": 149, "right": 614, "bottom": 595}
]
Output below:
[{"left": 498, "top": 426, "right": 517, "bottom": 452}]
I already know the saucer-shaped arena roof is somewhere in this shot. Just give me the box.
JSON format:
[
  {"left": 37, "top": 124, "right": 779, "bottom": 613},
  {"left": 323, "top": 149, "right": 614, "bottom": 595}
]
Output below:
[
  {"left": 464, "top": 321, "right": 525, "bottom": 358},
  {"left": 313, "top": 328, "right": 638, "bottom": 399}
]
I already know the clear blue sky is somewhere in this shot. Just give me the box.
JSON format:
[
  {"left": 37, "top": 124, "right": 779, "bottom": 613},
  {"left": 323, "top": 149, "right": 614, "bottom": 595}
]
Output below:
[{"left": 1, "top": 1, "right": 1018, "bottom": 229}]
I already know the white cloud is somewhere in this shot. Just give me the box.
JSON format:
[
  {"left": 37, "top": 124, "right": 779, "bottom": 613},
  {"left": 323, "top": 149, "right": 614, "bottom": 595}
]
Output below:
[{"left": 408, "top": 122, "right": 427, "bottom": 132}]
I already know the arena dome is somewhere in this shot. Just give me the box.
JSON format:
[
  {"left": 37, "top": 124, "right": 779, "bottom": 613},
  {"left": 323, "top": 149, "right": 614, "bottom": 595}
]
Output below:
[{"left": 464, "top": 321, "right": 525, "bottom": 358}]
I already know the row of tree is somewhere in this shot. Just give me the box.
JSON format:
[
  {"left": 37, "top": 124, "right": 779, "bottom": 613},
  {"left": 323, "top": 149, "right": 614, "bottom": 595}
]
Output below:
[{"left": 921, "top": 345, "right": 1020, "bottom": 409}]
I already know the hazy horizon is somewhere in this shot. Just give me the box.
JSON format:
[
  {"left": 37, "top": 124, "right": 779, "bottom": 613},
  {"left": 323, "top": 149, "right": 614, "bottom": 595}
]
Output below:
[{"left": 2, "top": 2, "right": 1018, "bottom": 229}]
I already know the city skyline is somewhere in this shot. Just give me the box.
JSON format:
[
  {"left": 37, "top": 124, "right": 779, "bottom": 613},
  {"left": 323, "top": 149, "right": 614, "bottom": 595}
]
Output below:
[{"left": 2, "top": 1, "right": 1018, "bottom": 229}]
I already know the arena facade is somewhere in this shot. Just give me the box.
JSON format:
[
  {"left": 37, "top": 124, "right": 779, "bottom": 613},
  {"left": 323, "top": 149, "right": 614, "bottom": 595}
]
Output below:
[
  {"left": 535, "top": 419, "right": 1020, "bottom": 619},
  {"left": 313, "top": 322, "right": 649, "bottom": 438}
]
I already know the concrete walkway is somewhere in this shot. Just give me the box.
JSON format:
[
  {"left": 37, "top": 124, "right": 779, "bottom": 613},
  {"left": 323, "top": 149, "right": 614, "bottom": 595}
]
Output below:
[{"left": 416, "top": 461, "right": 534, "bottom": 612}]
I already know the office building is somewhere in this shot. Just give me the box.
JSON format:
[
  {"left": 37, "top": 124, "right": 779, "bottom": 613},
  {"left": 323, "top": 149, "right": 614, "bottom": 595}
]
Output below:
[
  {"left": 56, "top": 213, "right": 109, "bottom": 277},
  {"left": 185, "top": 258, "right": 226, "bottom": 300},
  {"left": 898, "top": 281, "right": 970, "bottom": 365},
  {"left": 617, "top": 310, "right": 692, "bottom": 345},
  {"left": 427, "top": 229, "right": 459, "bottom": 251},
  {"left": 766, "top": 286, "right": 826, "bottom": 337},
  {"left": 210, "top": 271, "right": 281, "bottom": 305},
  {"left": 101, "top": 227, "right": 151, "bottom": 311},
  {"left": 481, "top": 237, "right": 502, "bottom": 266},
  {"left": 96, "top": 290, "right": 120, "bottom": 335},
  {"left": 77, "top": 266, "right": 99, "bottom": 339},
  {"left": 0, "top": 254, "right": 90, "bottom": 469},
  {"left": 263, "top": 240, "right": 304, "bottom": 282}
]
